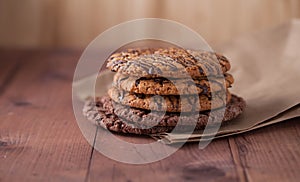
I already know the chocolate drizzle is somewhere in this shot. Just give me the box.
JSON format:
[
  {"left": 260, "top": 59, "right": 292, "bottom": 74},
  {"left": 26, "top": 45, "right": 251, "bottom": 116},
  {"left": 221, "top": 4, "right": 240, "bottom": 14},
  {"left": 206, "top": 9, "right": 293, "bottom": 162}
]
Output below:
[
  {"left": 135, "top": 79, "right": 141, "bottom": 87},
  {"left": 196, "top": 84, "right": 209, "bottom": 95}
]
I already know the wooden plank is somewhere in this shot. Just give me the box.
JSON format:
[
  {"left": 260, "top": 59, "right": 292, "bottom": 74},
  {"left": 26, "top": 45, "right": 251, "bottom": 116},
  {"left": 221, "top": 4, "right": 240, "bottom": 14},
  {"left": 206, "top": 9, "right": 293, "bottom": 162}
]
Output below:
[
  {"left": 230, "top": 118, "right": 300, "bottom": 182},
  {"left": 228, "top": 138, "right": 248, "bottom": 182},
  {"left": 87, "top": 131, "right": 240, "bottom": 182},
  {"left": 0, "top": 50, "right": 25, "bottom": 94},
  {"left": 0, "top": 50, "right": 94, "bottom": 181}
]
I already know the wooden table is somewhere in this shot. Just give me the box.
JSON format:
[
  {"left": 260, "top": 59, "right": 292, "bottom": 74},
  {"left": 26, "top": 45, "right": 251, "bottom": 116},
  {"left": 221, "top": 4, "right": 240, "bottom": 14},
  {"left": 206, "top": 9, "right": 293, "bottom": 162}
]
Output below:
[{"left": 0, "top": 50, "right": 299, "bottom": 182}]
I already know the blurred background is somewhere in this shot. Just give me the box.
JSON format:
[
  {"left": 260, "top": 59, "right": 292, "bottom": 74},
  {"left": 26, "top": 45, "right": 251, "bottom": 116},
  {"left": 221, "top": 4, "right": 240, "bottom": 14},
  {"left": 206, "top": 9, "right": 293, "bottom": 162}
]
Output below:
[{"left": 0, "top": 0, "right": 299, "bottom": 49}]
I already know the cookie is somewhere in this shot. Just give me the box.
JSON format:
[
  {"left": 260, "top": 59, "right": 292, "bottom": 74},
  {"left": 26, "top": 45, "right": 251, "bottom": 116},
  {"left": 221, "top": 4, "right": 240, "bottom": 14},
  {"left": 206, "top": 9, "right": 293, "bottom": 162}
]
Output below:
[
  {"left": 108, "top": 87, "right": 231, "bottom": 112},
  {"left": 83, "top": 95, "right": 246, "bottom": 134},
  {"left": 106, "top": 48, "right": 231, "bottom": 79},
  {"left": 113, "top": 72, "right": 234, "bottom": 95}
]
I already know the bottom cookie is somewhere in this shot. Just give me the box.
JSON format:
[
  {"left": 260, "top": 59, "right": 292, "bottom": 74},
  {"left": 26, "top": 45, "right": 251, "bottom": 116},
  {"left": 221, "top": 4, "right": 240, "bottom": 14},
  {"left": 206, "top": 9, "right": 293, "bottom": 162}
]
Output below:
[{"left": 83, "top": 95, "right": 246, "bottom": 135}]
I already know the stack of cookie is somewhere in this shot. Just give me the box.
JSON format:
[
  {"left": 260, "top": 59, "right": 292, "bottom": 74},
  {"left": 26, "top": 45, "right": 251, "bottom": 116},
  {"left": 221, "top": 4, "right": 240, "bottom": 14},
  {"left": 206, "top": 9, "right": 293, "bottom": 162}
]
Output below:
[{"left": 83, "top": 48, "right": 246, "bottom": 134}]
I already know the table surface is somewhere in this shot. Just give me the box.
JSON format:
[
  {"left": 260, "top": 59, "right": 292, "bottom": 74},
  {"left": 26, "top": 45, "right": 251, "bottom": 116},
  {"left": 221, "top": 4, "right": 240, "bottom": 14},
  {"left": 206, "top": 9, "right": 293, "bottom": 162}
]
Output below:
[{"left": 0, "top": 50, "right": 299, "bottom": 182}]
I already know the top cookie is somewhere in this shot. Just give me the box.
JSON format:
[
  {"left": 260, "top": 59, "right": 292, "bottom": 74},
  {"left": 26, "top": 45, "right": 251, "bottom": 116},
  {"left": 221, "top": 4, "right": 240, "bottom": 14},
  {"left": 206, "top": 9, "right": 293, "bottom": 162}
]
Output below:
[{"left": 106, "top": 48, "right": 231, "bottom": 79}]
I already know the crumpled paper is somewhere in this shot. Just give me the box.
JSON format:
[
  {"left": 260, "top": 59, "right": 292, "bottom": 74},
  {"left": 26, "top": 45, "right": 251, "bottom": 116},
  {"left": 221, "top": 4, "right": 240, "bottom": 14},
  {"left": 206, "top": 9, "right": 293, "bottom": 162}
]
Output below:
[{"left": 152, "top": 19, "right": 300, "bottom": 143}]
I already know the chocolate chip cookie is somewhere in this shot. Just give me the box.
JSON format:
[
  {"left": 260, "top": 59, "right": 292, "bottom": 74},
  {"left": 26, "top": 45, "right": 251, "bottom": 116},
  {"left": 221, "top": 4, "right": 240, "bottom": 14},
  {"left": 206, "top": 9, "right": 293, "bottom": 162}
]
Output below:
[
  {"left": 106, "top": 48, "right": 231, "bottom": 79},
  {"left": 83, "top": 95, "right": 246, "bottom": 134},
  {"left": 108, "top": 86, "right": 231, "bottom": 112},
  {"left": 113, "top": 72, "right": 234, "bottom": 95}
]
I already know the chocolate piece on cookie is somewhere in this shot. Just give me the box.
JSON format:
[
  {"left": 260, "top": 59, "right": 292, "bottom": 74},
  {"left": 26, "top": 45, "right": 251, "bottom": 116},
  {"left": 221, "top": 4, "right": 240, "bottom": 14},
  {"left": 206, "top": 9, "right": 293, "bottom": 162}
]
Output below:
[
  {"left": 106, "top": 48, "right": 231, "bottom": 79},
  {"left": 113, "top": 72, "right": 234, "bottom": 95},
  {"left": 108, "top": 86, "right": 231, "bottom": 112},
  {"left": 83, "top": 95, "right": 246, "bottom": 135}
]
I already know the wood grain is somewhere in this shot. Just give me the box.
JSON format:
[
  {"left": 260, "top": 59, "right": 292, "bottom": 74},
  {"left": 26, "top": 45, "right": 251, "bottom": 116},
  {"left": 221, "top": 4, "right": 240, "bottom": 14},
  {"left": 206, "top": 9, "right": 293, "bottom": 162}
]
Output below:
[
  {"left": 0, "top": 0, "right": 299, "bottom": 48},
  {"left": 0, "top": 50, "right": 93, "bottom": 181},
  {"left": 232, "top": 119, "right": 300, "bottom": 182},
  {"left": 88, "top": 133, "right": 240, "bottom": 182},
  {"left": 0, "top": 50, "right": 24, "bottom": 95},
  {"left": 87, "top": 119, "right": 300, "bottom": 182}
]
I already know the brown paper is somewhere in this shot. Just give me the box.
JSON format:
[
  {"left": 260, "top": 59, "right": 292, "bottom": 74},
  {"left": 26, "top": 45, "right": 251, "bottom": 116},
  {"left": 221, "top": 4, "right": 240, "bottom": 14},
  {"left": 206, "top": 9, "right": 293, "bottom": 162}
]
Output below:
[
  {"left": 74, "top": 20, "right": 300, "bottom": 144},
  {"left": 153, "top": 105, "right": 300, "bottom": 143},
  {"left": 152, "top": 19, "right": 300, "bottom": 143}
]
